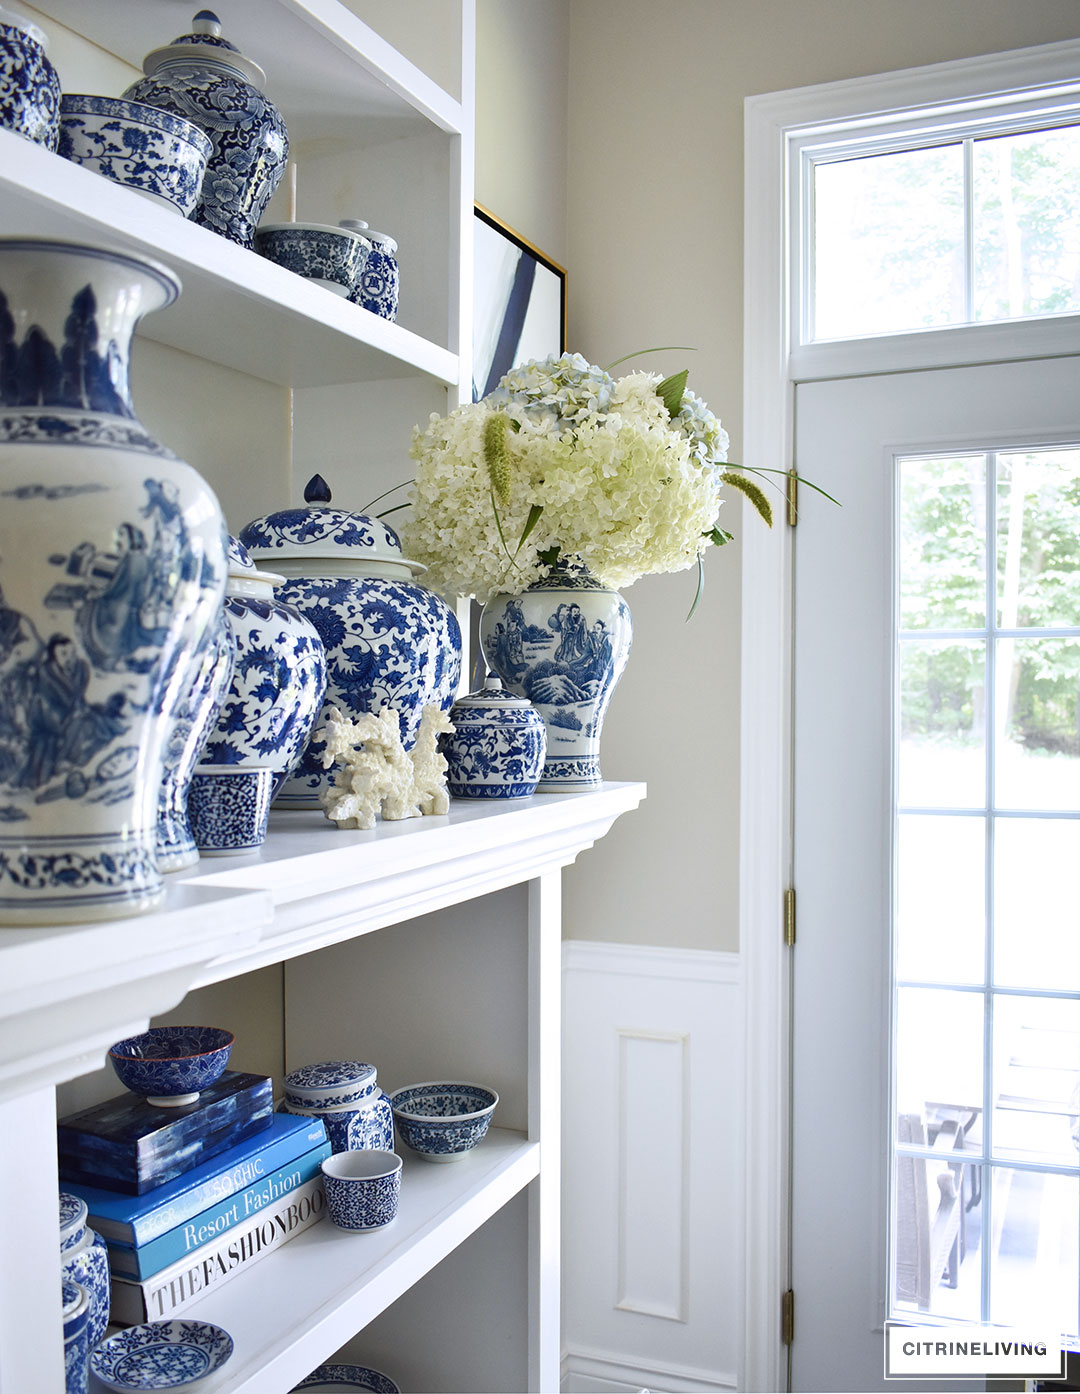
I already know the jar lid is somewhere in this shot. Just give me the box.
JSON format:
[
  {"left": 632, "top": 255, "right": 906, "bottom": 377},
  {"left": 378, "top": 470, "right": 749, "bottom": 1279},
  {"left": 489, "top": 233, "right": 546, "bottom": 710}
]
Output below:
[
  {"left": 141, "top": 9, "right": 267, "bottom": 89},
  {"left": 61, "top": 1279, "right": 88, "bottom": 1322},
  {"left": 58, "top": 1193, "right": 87, "bottom": 1245},
  {"left": 283, "top": 1060, "right": 376, "bottom": 1094},
  {"left": 339, "top": 220, "right": 397, "bottom": 254},
  {"left": 238, "top": 474, "right": 425, "bottom": 574},
  {"left": 451, "top": 674, "right": 533, "bottom": 711},
  {"left": 226, "top": 534, "right": 283, "bottom": 587},
  {"left": 0, "top": 4, "right": 48, "bottom": 48}
]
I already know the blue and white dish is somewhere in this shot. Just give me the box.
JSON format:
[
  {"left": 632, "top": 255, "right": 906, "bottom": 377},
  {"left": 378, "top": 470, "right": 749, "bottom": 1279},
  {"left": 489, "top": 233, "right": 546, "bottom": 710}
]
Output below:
[
  {"left": 280, "top": 1087, "right": 394, "bottom": 1156},
  {"left": 123, "top": 11, "right": 287, "bottom": 247},
  {"left": 442, "top": 674, "right": 546, "bottom": 799},
  {"left": 196, "top": 538, "right": 326, "bottom": 800},
  {"left": 321, "top": 1149, "right": 401, "bottom": 1231},
  {"left": 108, "top": 1025, "right": 234, "bottom": 1105},
  {"left": 59, "top": 1195, "right": 109, "bottom": 1349},
  {"left": 340, "top": 220, "right": 398, "bottom": 320},
  {"left": 255, "top": 223, "right": 371, "bottom": 297},
  {"left": 293, "top": 1364, "right": 400, "bottom": 1392},
  {"left": 283, "top": 1060, "right": 378, "bottom": 1109},
  {"left": 89, "top": 1320, "right": 233, "bottom": 1390},
  {"left": 62, "top": 1278, "right": 89, "bottom": 1394},
  {"left": 389, "top": 1082, "right": 498, "bottom": 1163},
  {"left": 0, "top": 5, "right": 61, "bottom": 150},
  {"left": 58, "top": 95, "right": 213, "bottom": 217},
  {"left": 188, "top": 764, "right": 273, "bottom": 855},
  {"left": 239, "top": 475, "right": 461, "bottom": 809}
]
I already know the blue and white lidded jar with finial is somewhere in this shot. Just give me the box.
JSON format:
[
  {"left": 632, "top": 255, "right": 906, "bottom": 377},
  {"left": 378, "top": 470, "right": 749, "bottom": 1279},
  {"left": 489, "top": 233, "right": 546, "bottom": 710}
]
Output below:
[
  {"left": 340, "top": 220, "right": 399, "bottom": 321},
  {"left": 238, "top": 474, "right": 461, "bottom": 809},
  {"left": 280, "top": 1060, "right": 394, "bottom": 1156},
  {"left": 0, "top": 4, "right": 61, "bottom": 150},
  {"left": 59, "top": 1193, "right": 109, "bottom": 1351},
  {"left": 196, "top": 536, "right": 327, "bottom": 798},
  {"left": 61, "top": 1279, "right": 89, "bottom": 1394},
  {"left": 0, "top": 239, "right": 228, "bottom": 924},
  {"left": 123, "top": 10, "right": 288, "bottom": 248},
  {"left": 441, "top": 675, "right": 546, "bottom": 799}
]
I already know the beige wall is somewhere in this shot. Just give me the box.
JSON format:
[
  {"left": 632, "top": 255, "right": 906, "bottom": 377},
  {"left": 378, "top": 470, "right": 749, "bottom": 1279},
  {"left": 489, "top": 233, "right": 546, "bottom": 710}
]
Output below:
[{"left": 479, "top": 0, "right": 1080, "bottom": 951}]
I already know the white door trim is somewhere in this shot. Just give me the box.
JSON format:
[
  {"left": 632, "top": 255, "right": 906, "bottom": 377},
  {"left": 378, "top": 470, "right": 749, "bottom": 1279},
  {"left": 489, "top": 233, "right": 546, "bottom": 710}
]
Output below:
[{"left": 740, "top": 36, "right": 1080, "bottom": 1393}]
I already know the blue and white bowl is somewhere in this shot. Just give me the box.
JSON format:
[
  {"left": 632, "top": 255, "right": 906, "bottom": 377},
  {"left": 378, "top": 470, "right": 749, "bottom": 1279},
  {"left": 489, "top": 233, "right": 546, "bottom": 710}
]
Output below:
[
  {"left": 188, "top": 763, "right": 273, "bottom": 855},
  {"left": 90, "top": 1320, "right": 233, "bottom": 1390},
  {"left": 58, "top": 95, "right": 213, "bottom": 217},
  {"left": 59, "top": 1195, "right": 109, "bottom": 1350},
  {"left": 255, "top": 222, "right": 371, "bottom": 297},
  {"left": 283, "top": 1060, "right": 378, "bottom": 1109},
  {"left": 293, "top": 1364, "right": 400, "bottom": 1392},
  {"left": 389, "top": 1082, "right": 498, "bottom": 1163},
  {"left": 340, "top": 220, "right": 398, "bottom": 321},
  {"left": 108, "top": 1025, "right": 234, "bottom": 1105},
  {"left": 62, "top": 1279, "right": 89, "bottom": 1394},
  {"left": 321, "top": 1149, "right": 401, "bottom": 1231},
  {"left": 0, "top": 6, "right": 60, "bottom": 150},
  {"left": 442, "top": 674, "right": 546, "bottom": 799},
  {"left": 196, "top": 538, "right": 326, "bottom": 800}
]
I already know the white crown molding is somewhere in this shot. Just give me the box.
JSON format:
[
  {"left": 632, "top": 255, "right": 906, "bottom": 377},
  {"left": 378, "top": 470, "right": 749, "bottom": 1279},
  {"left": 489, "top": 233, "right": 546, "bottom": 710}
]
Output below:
[{"left": 562, "top": 938, "right": 740, "bottom": 984}]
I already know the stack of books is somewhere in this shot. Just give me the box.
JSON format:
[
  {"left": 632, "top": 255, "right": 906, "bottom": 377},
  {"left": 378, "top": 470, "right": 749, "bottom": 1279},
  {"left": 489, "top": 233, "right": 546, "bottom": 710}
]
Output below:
[{"left": 59, "top": 1077, "right": 330, "bottom": 1323}]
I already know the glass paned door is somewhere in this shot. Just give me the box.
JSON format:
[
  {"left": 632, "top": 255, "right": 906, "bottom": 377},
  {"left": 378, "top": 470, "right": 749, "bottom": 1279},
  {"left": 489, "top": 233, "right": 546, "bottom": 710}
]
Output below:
[{"left": 892, "top": 446, "right": 1080, "bottom": 1336}]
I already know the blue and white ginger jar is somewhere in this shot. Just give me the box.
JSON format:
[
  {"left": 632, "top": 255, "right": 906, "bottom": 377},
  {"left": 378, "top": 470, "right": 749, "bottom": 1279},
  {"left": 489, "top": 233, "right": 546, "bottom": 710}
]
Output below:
[
  {"left": 0, "top": 239, "right": 227, "bottom": 923},
  {"left": 0, "top": 5, "right": 60, "bottom": 150},
  {"left": 59, "top": 1193, "right": 109, "bottom": 1351},
  {"left": 280, "top": 1090, "right": 394, "bottom": 1156},
  {"left": 340, "top": 220, "right": 399, "bottom": 321},
  {"left": 238, "top": 475, "right": 461, "bottom": 809},
  {"left": 61, "top": 1279, "right": 89, "bottom": 1394},
  {"left": 442, "top": 674, "right": 545, "bottom": 799},
  {"left": 197, "top": 537, "right": 326, "bottom": 799},
  {"left": 123, "top": 9, "right": 288, "bottom": 248}
]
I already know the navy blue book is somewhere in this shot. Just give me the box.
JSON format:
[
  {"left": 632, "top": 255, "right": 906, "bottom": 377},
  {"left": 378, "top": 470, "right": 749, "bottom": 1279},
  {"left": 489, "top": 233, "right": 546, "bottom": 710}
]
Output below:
[{"left": 57, "top": 1072, "right": 274, "bottom": 1195}]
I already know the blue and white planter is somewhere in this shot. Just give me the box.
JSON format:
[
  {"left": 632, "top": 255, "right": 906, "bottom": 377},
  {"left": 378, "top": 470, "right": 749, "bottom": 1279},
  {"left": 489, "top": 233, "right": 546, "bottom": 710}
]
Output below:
[
  {"left": 124, "top": 10, "right": 288, "bottom": 248},
  {"left": 480, "top": 556, "right": 632, "bottom": 791},
  {"left": 0, "top": 239, "right": 227, "bottom": 923},
  {"left": 58, "top": 95, "right": 212, "bottom": 218},
  {"left": 196, "top": 537, "right": 326, "bottom": 800},
  {"left": 61, "top": 1279, "right": 89, "bottom": 1394},
  {"left": 188, "top": 764, "right": 273, "bottom": 855},
  {"left": 238, "top": 475, "right": 461, "bottom": 809},
  {"left": 0, "top": 5, "right": 60, "bottom": 150},
  {"left": 442, "top": 675, "right": 546, "bottom": 799},
  {"left": 255, "top": 224, "right": 371, "bottom": 297},
  {"left": 340, "top": 221, "right": 398, "bottom": 321},
  {"left": 59, "top": 1194, "right": 109, "bottom": 1350},
  {"left": 321, "top": 1150, "right": 401, "bottom": 1231}
]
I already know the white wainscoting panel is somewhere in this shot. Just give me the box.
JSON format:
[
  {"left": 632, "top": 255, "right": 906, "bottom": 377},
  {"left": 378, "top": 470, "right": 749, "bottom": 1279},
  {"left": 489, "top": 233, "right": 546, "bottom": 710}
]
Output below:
[{"left": 562, "top": 941, "right": 743, "bottom": 1394}]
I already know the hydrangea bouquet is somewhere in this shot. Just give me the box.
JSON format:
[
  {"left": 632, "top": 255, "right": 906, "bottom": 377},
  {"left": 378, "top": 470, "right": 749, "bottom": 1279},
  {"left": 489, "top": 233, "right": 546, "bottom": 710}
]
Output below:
[{"left": 401, "top": 352, "right": 774, "bottom": 610}]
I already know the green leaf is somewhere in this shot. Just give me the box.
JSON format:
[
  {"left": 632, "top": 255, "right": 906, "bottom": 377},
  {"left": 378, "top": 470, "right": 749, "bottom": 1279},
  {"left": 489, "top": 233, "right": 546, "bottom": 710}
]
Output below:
[
  {"left": 686, "top": 553, "right": 706, "bottom": 622},
  {"left": 657, "top": 369, "right": 689, "bottom": 419},
  {"left": 361, "top": 479, "right": 413, "bottom": 512},
  {"left": 605, "top": 345, "right": 696, "bottom": 371},
  {"left": 517, "top": 503, "right": 544, "bottom": 549},
  {"left": 740, "top": 465, "right": 842, "bottom": 508},
  {"left": 722, "top": 471, "right": 773, "bottom": 527},
  {"left": 705, "top": 525, "right": 734, "bottom": 548},
  {"left": 536, "top": 545, "right": 561, "bottom": 569},
  {"left": 376, "top": 502, "right": 412, "bottom": 518}
]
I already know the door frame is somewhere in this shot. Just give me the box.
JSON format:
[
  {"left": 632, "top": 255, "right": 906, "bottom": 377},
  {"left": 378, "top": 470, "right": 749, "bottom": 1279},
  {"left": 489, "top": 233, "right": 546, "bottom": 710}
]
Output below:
[{"left": 740, "top": 37, "right": 1080, "bottom": 1393}]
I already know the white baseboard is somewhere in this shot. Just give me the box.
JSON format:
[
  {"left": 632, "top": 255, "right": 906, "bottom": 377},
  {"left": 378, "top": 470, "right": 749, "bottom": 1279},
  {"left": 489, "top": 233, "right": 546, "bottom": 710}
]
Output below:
[{"left": 562, "top": 940, "right": 744, "bottom": 1394}]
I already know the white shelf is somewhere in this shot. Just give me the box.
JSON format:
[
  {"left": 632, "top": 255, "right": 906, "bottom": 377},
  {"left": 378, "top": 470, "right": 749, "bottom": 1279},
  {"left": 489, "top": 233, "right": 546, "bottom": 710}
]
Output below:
[
  {"left": 163, "top": 1130, "right": 538, "bottom": 1394},
  {"left": 0, "top": 130, "right": 459, "bottom": 389}
]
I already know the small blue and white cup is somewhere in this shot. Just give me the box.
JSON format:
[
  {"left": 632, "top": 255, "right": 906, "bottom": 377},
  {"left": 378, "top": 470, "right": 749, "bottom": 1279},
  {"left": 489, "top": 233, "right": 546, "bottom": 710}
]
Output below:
[
  {"left": 61, "top": 1278, "right": 89, "bottom": 1394},
  {"left": 188, "top": 764, "right": 273, "bottom": 856},
  {"left": 322, "top": 1149, "right": 402, "bottom": 1231}
]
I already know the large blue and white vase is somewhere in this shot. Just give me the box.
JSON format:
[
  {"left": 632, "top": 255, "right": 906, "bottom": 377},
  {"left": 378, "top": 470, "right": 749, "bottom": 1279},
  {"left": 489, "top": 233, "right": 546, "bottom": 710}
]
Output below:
[
  {"left": 238, "top": 475, "right": 461, "bottom": 809},
  {"left": 156, "top": 611, "right": 233, "bottom": 872},
  {"left": 123, "top": 9, "right": 288, "bottom": 248},
  {"left": 0, "top": 239, "right": 227, "bottom": 922},
  {"left": 480, "top": 556, "right": 632, "bottom": 791},
  {"left": 197, "top": 537, "right": 326, "bottom": 797},
  {"left": 0, "top": 4, "right": 61, "bottom": 150}
]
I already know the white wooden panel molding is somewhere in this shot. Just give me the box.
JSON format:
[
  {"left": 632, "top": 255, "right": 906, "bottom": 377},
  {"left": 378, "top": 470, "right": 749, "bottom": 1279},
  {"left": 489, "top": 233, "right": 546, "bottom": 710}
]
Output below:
[{"left": 562, "top": 940, "right": 742, "bottom": 1394}]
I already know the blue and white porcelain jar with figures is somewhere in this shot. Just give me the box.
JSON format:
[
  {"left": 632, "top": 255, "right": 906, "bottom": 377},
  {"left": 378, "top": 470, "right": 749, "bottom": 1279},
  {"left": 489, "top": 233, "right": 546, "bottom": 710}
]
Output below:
[
  {"left": 238, "top": 475, "right": 461, "bottom": 809},
  {"left": 0, "top": 4, "right": 61, "bottom": 150},
  {"left": 442, "top": 675, "right": 546, "bottom": 799},
  {"left": 0, "top": 240, "right": 227, "bottom": 923},
  {"left": 123, "top": 10, "right": 288, "bottom": 248},
  {"left": 59, "top": 1193, "right": 109, "bottom": 1351},
  {"left": 197, "top": 537, "right": 326, "bottom": 799}
]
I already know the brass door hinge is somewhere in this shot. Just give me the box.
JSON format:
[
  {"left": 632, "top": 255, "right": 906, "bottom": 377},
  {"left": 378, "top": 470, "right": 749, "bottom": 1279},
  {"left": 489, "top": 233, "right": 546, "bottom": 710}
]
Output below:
[
  {"left": 781, "top": 1288, "right": 795, "bottom": 1346},
  {"left": 785, "top": 471, "right": 798, "bottom": 527},
  {"left": 784, "top": 888, "right": 796, "bottom": 947}
]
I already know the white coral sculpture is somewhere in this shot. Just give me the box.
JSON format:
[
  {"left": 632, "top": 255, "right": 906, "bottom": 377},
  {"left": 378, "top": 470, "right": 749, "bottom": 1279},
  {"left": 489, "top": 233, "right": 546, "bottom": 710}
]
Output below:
[{"left": 317, "top": 703, "right": 455, "bottom": 830}]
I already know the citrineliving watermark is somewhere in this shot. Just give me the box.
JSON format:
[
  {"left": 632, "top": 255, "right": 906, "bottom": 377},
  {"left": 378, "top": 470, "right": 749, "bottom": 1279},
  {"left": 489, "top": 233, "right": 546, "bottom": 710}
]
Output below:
[{"left": 884, "top": 1323, "right": 1066, "bottom": 1380}]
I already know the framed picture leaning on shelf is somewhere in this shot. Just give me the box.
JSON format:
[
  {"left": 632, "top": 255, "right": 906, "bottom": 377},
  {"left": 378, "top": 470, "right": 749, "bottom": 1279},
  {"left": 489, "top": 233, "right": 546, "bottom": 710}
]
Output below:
[{"left": 473, "top": 204, "right": 566, "bottom": 400}]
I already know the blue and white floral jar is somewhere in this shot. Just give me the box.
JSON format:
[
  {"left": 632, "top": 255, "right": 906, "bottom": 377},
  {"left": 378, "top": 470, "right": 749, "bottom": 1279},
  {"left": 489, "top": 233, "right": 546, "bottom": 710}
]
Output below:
[
  {"left": 282, "top": 1061, "right": 394, "bottom": 1155},
  {"left": 61, "top": 1279, "right": 89, "bottom": 1394},
  {"left": 0, "top": 5, "right": 61, "bottom": 150},
  {"left": 442, "top": 675, "right": 545, "bottom": 799},
  {"left": 255, "top": 223, "right": 372, "bottom": 297},
  {"left": 197, "top": 537, "right": 326, "bottom": 799},
  {"left": 123, "top": 10, "right": 288, "bottom": 248},
  {"left": 59, "top": 1193, "right": 109, "bottom": 1351},
  {"left": 340, "top": 220, "right": 399, "bottom": 321},
  {"left": 0, "top": 239, "right": 227, "bottom": 923},
  {"left": 238, "top": 475, "right": 461, "bottom": 809}
]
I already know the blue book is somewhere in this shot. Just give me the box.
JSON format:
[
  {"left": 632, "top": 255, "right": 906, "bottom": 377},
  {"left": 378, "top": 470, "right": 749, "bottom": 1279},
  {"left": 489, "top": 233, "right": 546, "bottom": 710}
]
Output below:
[
  {"left": 106, "top": 1140, "right": 332, "bottom": 1279},
  {"left": 63, "top": 1113, "right": 328, "bottom": 1247}
]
